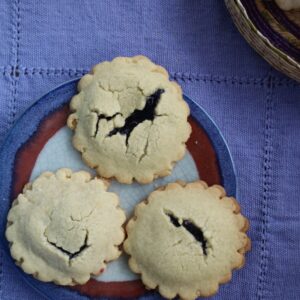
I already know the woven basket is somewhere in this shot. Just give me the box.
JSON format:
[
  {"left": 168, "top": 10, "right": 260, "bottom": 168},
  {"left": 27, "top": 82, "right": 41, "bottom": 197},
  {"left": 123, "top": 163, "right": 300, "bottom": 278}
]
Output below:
[{"left": 225, "top": 0, "right": 300, "bottom": 82}]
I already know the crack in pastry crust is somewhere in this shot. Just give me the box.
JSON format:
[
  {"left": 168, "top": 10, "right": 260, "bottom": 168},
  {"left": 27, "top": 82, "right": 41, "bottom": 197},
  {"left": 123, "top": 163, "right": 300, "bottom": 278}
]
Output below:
[
  {"left": 164, "top": 211, "right": 209, "bottom": 256},
  {"left": 67, "top": 56, "right": 191, "bottom": 184},
  {"left": 93, "top": 113, "right": 121, "bottom": 138},
  {"left": 107, "top": 88, "right": 165, "bottom": 145},
  {"left": 46, "top": 230, "right": 90, "bottom": 263}
]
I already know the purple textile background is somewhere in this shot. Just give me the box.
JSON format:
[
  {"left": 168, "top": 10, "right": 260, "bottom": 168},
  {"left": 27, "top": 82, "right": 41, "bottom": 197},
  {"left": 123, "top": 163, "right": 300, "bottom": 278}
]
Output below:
[{"left": 0, "top": 0, "right": 299, "bottom": 299}]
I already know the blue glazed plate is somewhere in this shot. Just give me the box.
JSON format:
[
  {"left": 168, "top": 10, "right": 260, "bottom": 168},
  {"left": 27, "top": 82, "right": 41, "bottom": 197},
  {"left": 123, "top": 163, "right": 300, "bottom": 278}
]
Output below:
[{"left": 0, "top": 79, "right": 236, "bottom": 300}]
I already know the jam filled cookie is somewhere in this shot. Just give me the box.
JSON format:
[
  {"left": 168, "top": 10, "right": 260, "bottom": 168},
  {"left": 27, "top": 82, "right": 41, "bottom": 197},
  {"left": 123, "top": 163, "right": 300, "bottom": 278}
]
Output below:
[
  {"left": 6, "top": 169, "right": 126, "bottom": 285},
  {"left": 68, "top": 56, "right": 191, "bottom": 184},
  {"left": 124, "top": 181, "right": 251, "bottom": 299}
]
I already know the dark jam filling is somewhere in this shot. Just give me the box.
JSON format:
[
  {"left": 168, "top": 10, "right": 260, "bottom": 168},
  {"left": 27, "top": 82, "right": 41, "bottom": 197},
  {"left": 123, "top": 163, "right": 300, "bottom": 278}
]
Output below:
[
  {"left": 166, "top": 213, "right": 208, "bottom": 255},
  {"left": 182, "top": 220, "right": 208, "bottom": 255},
  {"left": 168, "top": 214, "right": 181, "bottom": 227},
  {"left": 107, "top": 89, "right": 165, "bottom": 145},
  {"left": 93, "top": 113, "right": 121, "bottom": 137},
  {"left": 48, "top": 234, "right": 89, "bottom": 260}
]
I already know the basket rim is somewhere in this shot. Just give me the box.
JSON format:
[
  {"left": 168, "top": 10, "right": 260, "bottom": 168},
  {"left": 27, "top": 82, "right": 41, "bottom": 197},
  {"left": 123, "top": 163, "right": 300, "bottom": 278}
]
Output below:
[{"left": 225, "top": 0, "right": 300, "bottom": 82}]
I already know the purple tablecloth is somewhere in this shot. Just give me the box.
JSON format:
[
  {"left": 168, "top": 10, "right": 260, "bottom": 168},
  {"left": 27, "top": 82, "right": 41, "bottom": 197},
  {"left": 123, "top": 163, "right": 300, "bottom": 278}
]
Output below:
[{"left": 0, "top": 1, "right": 299, "bottom": 299}]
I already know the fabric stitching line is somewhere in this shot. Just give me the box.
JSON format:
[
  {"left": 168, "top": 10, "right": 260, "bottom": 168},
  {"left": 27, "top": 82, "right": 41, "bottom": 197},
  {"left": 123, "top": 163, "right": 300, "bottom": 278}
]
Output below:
[
  {"left": 0, "top": 64, "right": 298, "bottom": 87},
  {"left": 9, "top": 0, "right": 21, "bottom": 128},
  {"left": 21, "top": 67, "right": 90, "bottom": 77},
  {"left": 257, "top": 74, "right": 274, "bottom": 299},
  {"left": 8, "top": 2, "right": 17, "bottom": 128},
  {"left": 1, "top": 67, "right": 296, "bottom": 87},
  {"left": 271, "top": 76, "right": 299, "bottom": 87},
  {"left": 0, "top": 66, "right": 13, "bottom": 76},
  {"left": 15, "top": 0, "right": 21, "bottom": 69},
  {"left": 11, "top": 0, "right": 21, "bottom": 125},
  {"left": 173, "top": 72, "right": 298, "bottom": 87},
  {"left": 172, "top": 72, "right": 266, "bottom": 86},
  {"left": 20, "top": 67, "right": 266, "bottom": 85}
]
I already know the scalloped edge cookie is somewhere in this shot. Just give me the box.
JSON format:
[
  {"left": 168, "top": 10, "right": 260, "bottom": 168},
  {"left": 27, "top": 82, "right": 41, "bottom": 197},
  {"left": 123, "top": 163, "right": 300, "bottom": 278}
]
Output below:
[
  {"left": 124, "top": 181, "right": 251, "bottom": 299},
  {"left": 67, "top": 56, "right": 191, "bottom": 184},
  {"left": 5, "top": 169, "right": 126, "bottom": 285}
]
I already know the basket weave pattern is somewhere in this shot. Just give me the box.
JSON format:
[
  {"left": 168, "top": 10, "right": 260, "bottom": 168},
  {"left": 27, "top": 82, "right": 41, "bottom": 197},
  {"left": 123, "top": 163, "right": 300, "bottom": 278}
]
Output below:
[{"left": 225, "top": 0, "right": 300, "bottom": 82}]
